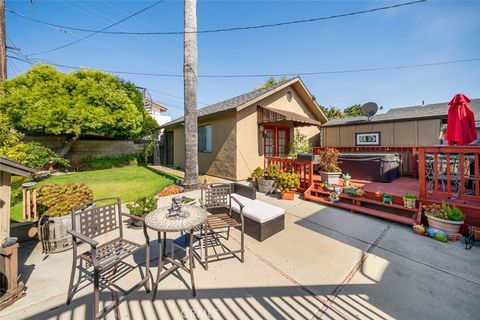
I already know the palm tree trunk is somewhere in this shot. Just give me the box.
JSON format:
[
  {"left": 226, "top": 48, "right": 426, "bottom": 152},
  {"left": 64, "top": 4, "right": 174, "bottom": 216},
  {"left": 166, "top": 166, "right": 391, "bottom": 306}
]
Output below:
[{"left": 183, "top": 0, "right": 199, "bottom": 189}]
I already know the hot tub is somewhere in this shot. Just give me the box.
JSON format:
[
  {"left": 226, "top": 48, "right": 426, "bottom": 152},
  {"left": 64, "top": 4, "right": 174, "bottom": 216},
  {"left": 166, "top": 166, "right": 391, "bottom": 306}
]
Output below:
[{"left": 338, "top": 153, "right": 401, "bottom": 183}]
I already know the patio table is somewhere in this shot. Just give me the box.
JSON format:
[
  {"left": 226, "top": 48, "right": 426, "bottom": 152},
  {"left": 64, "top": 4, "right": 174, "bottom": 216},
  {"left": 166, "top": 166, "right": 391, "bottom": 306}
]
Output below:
[{"left": 144, "top": 205, "right": 208, "bottom": 299}]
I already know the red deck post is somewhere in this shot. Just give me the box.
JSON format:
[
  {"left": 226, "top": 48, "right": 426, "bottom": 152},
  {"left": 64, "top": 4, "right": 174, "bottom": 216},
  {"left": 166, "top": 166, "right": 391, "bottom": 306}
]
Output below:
[{"left": 418, "top": 147, "right": 426, "bottom": 200}]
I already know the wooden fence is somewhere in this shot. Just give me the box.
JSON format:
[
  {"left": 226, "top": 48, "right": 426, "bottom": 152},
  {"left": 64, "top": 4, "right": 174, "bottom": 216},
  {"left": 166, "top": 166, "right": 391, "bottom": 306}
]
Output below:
[
  {"left": 418, "top": 146, "right": 480, "bottom": 202},
  {"left": 264, "top": 157, "right": 314, "bottom": 190}
]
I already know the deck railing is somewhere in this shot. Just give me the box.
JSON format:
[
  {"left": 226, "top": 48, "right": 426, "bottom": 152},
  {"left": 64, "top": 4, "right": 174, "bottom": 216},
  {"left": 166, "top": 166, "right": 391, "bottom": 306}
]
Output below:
[
  {"left": 264, "top": 157, "right": 314, "bottom": 190},
  {"left": 313, "top": 146, "right": 419, "bottom": 177},
  {"left": 418, "top": 146, "right": 480, "bottom": 202}
]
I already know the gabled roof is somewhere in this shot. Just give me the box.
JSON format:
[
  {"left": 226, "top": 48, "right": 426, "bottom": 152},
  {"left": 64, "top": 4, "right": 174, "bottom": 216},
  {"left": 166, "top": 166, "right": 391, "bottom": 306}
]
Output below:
[
  {"left": 161, "top": 77, "right": 327, "bottom": 127},
  {"left": 323, "top": 98, "right": 480, "bottom": 127},
  {"left": 0, "top": 157, "right": 35, "bottom": 177}
]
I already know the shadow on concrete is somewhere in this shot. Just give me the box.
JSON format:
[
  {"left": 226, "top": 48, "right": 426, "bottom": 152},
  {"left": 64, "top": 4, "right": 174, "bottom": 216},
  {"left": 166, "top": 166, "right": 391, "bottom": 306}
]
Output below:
[
  {"left": 17, "top": 240, "right": 38, "bottom": 285},
  {"left": 293, "top": 208, "right": 480, "bottom": 320},
  {"left": 18, "top": 283, "right": 395, "bottom": 320}
]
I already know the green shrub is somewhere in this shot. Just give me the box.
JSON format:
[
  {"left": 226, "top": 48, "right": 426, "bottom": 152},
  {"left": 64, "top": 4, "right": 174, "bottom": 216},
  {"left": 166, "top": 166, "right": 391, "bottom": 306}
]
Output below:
[
  {"left": 403, "top": 193, "right": 417, "bottom": 200},
  {"left": 423, "top": 203, "right": 465, "bottom": 222},
  {"left": 10, "top": 176, "right": 29, "bottom": 204},
  {"left": 265, "top": 164, "right": 280, "bottom": 180},
  {"left": 36, "top": 183, "right": 94, "bottom": 217},
  {"left": 317, "top": 148, "right": 341, "bottom": 172},
  {"left": 288, "top": 131, "right": 312, "bottom": 158},
  {"left": 278, "top": 172, "right": 300, "bottom": 191},
  {"left": 250, "top": 167, "right": 264, "bottom": 181},
  {"left": 82, "top": 154, "right": 138, "bottom": 170},
  {"left": 138, "top": 140, "right": 155, "bottom": 164},
  {"left": 126, "top": 196, "right": 157, "bottom": 217}
]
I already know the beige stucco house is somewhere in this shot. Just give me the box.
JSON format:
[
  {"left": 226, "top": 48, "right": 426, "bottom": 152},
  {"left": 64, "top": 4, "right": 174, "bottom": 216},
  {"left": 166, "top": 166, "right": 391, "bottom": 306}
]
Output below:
[{"left": 160, "top": 77, "right": 327, "bottom": 181}]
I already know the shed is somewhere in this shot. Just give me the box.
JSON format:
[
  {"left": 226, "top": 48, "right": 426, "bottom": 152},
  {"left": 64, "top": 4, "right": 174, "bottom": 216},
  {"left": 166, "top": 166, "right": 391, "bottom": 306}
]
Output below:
[{"left": 322, "top": 98, "right": 480, "bottom": 147}]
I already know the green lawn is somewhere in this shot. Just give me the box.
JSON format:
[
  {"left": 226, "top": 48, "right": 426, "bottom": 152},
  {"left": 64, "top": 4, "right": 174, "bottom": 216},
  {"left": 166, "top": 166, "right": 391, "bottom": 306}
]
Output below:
[{"left": 10, "top": 166, "right": 175, "bottom": 223}]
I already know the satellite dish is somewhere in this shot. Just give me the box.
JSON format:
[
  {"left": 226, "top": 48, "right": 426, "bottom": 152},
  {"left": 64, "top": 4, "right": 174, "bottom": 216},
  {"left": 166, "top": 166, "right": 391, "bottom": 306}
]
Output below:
[{"left": 361, "top": 102, "right": 378, "bottom": 120}]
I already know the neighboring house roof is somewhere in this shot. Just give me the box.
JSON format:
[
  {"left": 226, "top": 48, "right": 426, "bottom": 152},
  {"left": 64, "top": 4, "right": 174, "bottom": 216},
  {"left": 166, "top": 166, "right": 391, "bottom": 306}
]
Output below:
[
  {"left": 323, "top": 98, "right": 480, "bottom": 127},
  {"left": 161, "top": 77, "right": 327, "bottom": 127},
  {"left": 0, "top": 157, "right": 35, "bottom": 177},
  {"left": 148, "top": 100, "right": 168, "bottom": 112}
]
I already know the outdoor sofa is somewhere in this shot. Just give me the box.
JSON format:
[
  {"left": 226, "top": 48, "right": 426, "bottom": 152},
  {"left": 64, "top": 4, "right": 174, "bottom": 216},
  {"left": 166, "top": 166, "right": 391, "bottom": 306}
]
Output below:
[{"left": 229, "top": 183, "right": 285, "bottom": 241}]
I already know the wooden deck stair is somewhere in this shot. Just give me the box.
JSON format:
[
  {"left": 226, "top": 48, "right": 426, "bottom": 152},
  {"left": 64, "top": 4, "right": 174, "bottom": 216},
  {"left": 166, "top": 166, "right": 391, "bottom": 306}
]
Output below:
[{"left": 304, "top": 184, "right": 421, "bottom": 225}]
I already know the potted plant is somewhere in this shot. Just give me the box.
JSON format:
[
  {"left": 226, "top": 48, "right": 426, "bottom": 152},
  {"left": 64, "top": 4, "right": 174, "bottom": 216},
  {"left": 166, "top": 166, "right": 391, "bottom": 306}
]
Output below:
[
  {"left": 317, "top": 148, "right": 342, "bottom": 185},
  {"left": 37, "top": 183, "right": 94, "bottom": 253},
  {"left": 126, "top": 196, "right": 158, "bottom": 228},
  {"left": 250, "top": 167, "right": 264, "bottom": 189},
  {"left": 287, "top": 131, "right": 312, "bottom": 158},
  {"left": 258, "top": 164, "right": 280, "bottom": 194},
  {"left": 424, "top": 203, "right": 464, "bottom": 239},
  {"left": 278, "top": 171, "right": 300, "bottom": 200},
  {"left": 403, "top": 193, "right": 417, "bottom": 209}
]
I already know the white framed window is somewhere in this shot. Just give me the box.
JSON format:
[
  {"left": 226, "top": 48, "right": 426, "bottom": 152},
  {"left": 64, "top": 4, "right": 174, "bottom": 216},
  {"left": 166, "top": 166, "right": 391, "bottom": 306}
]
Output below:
[{"left": 198, "top": 125, "right": 212, "bottom": 153}]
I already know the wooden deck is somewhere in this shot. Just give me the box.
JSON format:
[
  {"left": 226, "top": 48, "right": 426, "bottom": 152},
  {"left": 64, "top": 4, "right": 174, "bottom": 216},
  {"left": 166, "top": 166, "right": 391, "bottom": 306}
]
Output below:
[
  {"left": 266, "top": 146, "right": 480, "bottom": 229},
  {"left": 312, "top": 176, "right": 419, "bottom": 198}
]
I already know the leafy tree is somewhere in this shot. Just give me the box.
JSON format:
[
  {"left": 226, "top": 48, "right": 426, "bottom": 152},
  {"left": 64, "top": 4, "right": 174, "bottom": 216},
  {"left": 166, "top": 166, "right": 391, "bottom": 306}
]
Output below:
[
  {"left": 256, "top": 76, "right": 288, "bottom": 90},
  {"left": 319, "top": 105, "right": 344, "bottom": 120},
  {"left": 0, "top": 64, "right": 157, "bottom": 155},
  {"left": 0, "top": 113, "right": 69, "bottom": 169},
  {"left": 343, "top": 104, "right": 363, "bottom": 117}
]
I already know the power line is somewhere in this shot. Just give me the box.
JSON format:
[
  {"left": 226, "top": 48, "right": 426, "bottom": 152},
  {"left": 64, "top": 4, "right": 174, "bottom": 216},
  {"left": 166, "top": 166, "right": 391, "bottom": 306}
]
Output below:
[
  {"left": 24, "top": 1, "right": 165, "bottom": 56},
  {"left": 8, "top": 0, "right": 426, "bottom": 36},
  {"left": 9, "top": 54, "right": 480, "bottom": 78}
]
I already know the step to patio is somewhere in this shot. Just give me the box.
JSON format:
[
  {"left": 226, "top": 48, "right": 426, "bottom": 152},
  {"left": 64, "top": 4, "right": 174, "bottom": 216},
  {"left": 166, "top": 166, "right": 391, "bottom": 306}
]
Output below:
[{"left": 305, "top": 188, "right": 417, "bottom": 225}]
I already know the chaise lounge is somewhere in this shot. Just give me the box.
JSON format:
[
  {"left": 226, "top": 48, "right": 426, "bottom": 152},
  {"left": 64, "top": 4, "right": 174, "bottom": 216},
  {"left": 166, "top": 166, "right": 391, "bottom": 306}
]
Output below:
[{"left": 229, "top": 183, "right": 285, "bottom": 241}]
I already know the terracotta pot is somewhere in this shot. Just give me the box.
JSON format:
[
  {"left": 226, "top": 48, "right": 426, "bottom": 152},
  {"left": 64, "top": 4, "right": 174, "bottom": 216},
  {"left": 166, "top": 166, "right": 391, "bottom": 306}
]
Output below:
[
  {"left": 319, "top": 171, "right": 342, "bottom": 185},
  {"left": 426, "top": 215, "right": 463, "bottom": 239},
  {"left": 280, "top": 190, "right": 295, "bottom": 200}
]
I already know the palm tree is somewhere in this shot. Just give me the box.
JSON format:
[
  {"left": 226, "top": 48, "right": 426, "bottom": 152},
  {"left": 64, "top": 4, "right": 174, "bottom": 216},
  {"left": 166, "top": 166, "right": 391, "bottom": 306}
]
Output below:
[{"left": 183, "top": 0, "right": 199, "bottom": 189}]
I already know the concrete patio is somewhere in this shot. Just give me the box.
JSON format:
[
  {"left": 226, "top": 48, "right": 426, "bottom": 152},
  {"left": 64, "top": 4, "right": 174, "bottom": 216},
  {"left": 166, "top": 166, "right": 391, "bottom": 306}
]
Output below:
[{"left": 1, "top": 191, "right": 479, "bottom": 319}]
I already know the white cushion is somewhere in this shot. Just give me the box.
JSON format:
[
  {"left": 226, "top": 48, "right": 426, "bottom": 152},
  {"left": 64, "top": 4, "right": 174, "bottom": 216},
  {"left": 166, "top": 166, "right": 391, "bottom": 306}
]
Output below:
[{"left": 230, "top": 193, "right": 285, "bottom": 223}]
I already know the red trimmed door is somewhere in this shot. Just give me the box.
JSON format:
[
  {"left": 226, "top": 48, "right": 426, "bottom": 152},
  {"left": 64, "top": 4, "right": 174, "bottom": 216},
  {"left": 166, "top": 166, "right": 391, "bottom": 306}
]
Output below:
[{"left": 264, "top": 126, "right": 290, "bottom": 157}]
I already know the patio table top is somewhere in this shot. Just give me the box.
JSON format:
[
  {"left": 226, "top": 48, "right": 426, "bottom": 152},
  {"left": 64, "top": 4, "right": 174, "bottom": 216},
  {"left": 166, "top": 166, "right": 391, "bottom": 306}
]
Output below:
[{"left": 144, "top": 205, "right": 207, "bottom": 232}]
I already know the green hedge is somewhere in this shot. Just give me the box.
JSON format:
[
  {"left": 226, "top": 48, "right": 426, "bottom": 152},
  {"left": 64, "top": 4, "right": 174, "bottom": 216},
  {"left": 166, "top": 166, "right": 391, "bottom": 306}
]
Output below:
[{"left": 81, "top": 154, "right": 140, "bottom": 170}]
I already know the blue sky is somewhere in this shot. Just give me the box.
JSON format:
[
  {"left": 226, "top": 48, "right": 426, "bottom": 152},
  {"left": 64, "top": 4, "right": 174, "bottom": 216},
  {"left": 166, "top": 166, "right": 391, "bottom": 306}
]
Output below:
[{"left": 6, "top": 0, "right": 480, "bottom": 119}]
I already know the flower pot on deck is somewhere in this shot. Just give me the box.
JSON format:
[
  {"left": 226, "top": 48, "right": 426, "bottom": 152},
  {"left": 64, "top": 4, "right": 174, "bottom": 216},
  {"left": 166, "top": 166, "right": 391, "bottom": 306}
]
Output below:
[
  {"left": 130, "top": 215, "right": 145, "bottom": 229},
  {"left": 403, "top": 197, "right": 416, "bottom": 209},
  {"left": 319, "top": 171, "right": 341, "bottom": 185},
  {"left": 258, "top": 178, "right": 276, "bottom": 194},
  {"left": 280, "top": 190, "right": 295, "bottom": 200},
  {"left": 426, "top": 215, "right": 463, "bottom": 240}
]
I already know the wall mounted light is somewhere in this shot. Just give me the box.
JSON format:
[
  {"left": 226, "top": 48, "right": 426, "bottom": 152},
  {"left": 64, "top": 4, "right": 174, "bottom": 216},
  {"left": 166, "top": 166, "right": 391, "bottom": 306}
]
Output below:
[{"left": 258, "top": 124, "right": 266, "bottom": 137}]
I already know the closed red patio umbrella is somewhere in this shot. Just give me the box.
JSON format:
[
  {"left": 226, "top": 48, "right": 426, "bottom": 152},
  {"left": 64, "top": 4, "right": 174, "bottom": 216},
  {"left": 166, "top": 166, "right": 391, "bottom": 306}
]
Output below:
[{"left": 445, "top": 93, "right": 477, "bottom": 146}]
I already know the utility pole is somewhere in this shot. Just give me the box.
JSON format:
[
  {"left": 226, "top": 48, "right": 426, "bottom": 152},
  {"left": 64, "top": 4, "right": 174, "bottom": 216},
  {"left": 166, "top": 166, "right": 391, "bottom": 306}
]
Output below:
[
  {"left": 183, "top": 0, "right": 199, "bottom": 189},
  {"left": 0, "top": 0, "right": 6, "bottom": 85}
]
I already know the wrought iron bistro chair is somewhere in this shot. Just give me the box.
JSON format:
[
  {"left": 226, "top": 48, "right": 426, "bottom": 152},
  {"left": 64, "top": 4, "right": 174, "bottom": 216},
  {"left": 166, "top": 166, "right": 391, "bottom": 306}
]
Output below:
[
  {"left": 199, "top": 183, "right": 245, "bottom": 270},
  {"left": 66, "top": 197, "right": 151, "bottom": 319}
]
